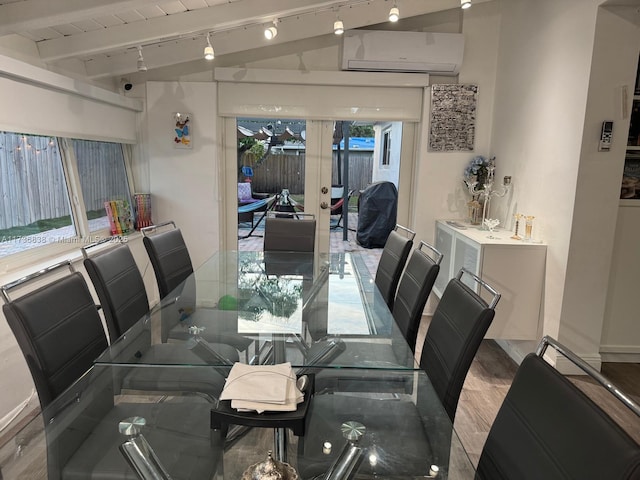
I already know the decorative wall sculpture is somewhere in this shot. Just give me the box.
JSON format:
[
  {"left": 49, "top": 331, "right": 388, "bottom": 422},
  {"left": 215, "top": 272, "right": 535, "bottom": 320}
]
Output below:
[{"left": 429, "top": 84, "right": 478, "bottom": 152}]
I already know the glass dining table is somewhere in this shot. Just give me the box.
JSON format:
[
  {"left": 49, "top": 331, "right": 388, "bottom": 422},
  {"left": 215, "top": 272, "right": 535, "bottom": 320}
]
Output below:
[{"left": 38, "top": 251, "right": 476, "bottom": 479}]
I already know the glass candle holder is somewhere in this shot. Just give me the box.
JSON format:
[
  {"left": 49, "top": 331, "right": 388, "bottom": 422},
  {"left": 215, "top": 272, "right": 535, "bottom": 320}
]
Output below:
[
  {"left": 524, "top": 216, "right": 535, "bottom": 241},
  {"left": 467, "top": 199, "right": 482, "bottom": 225}
]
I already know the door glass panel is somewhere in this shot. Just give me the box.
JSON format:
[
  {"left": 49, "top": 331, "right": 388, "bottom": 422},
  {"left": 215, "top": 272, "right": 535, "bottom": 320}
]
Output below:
[
  {"left": 234, "top": 118, "right": 405, "bottom": 260},
  {"left": 236, "top": 118, "right": 306, "bottom": 251},
  {"left": 329, "top": 120, "right": 403, "bottom": 254}
]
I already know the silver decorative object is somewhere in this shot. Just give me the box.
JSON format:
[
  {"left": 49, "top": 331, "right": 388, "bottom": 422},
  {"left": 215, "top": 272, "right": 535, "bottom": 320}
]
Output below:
[
  {"left": 241, "top": 450, "right": 299, "bottom": 480},
  {"left": 466, "top": 158, "right": 511, "bottom": 228}
]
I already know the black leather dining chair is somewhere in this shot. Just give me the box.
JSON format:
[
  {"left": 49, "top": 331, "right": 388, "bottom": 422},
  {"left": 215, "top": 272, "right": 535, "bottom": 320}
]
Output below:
[
  {"left": 421, "top": 267, "right": 499, "bottom": 422},
  {"left": 374, "top": 224, "right": 415, "bottom": 310},
  {"left": 264, "top": 212, "right": 316, "bottom": 253},
  {"left": 142, "top": 221, "right": 252, "bottom": 353},
  {"left": 1, "top": 262, "right": 108, "bottom": 409},
  {"left": 141, "top": 221, "right": 193, "bottom": 299},
  {"left": 308, "top": 240, "right": 443, "bottom": 393},
  {"left": 83, "top": 240, "right": 237, "bottom": 398},
  {"left": 297, "top": 268, "right": 500, "bottom": 478},
  {"left": 476, "top": 335, "right": 640, "bottom": 480},
  {"left": 0, "top": 261, "right": 222, "bottom": 479}
]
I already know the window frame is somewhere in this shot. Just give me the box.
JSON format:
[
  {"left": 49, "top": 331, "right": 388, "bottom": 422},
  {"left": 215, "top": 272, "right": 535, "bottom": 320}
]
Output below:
[
  {"left": 381, "top": 128, "right": 392, "bottom": 167},
  {"left": 0, "top": 131, "right": 136, "bottom": 272}
]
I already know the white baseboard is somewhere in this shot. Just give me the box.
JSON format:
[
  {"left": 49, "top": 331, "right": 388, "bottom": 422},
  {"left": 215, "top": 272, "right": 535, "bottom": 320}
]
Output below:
[
  {"left": 555, "top": 354, "right": 602, "bottom": 375},
  {"left": 493, "top": 339, "right": 533, "bottom": 366},
  {"left": 599, "top": 344, "right": 640, "bottom": 363},
  {"left": 494, "top": 339, "right": 604, "bottom": 375}
]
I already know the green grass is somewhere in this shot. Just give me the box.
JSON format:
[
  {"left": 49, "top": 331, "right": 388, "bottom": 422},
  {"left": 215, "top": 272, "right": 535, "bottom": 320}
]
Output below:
[{"left": 0, "top": 209, "right": 104, "bottom": 238}]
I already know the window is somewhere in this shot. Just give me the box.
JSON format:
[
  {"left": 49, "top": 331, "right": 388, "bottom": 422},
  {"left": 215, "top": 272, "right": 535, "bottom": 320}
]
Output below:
[
  {"left": 72, "top": 139, "right": 132, "bottom": 233},
  {"left": 0, "top": 132, "right": 75, "bottom": 257},
  {"left": 0, "top": 131, "right": 133, "bottom": 260},
  {"left": 382, "top": 129, "right": 391, "bottom": 166}
]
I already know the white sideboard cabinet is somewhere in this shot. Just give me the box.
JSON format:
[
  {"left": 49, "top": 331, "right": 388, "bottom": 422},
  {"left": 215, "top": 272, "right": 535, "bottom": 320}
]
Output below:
[{"left": 434, "top": 220, "right": 547, "bottom": 340}]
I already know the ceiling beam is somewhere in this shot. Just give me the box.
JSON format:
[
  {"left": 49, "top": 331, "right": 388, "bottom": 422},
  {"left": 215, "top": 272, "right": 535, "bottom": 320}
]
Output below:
[
  {"left": 0, "top": 0, "right": 160, "bottom": 37},
  {"left": 38, "top": 0, "right": 364, "bottom": 62},
  {"left": 81, "top": 0, "right": 465, "bottom": 79}
]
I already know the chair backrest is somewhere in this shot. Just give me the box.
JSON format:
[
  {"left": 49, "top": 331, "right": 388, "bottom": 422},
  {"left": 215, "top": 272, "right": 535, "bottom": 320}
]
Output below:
[
  {"left": 476, "top": 336, "right": 640, "bottom": 480},
  {"left": 264, "top": 213, "right": 316, "bottom": 253},
  {"left": 142, "top": 222, "right": 194, "bottom": 299},
  {"left": 374, "top": 224, "right": 415, "bottom": 310},
  {"left": 420, "top": 268, "right": 500, "bottom": 422},
  {"left": 1, "top": 263, "right": 108, "bottom": 409},
  {"left": 83, "top": 242, "right": 150, "bottom": 343},
  {"left": 391, "top": 241, "right": 443, "bottom": 354}
]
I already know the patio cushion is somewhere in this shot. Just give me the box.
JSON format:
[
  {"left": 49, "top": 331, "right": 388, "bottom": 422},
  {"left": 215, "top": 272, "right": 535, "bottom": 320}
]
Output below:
[{"left": 238, "top": 182, "right": 257, "bottom": 203}]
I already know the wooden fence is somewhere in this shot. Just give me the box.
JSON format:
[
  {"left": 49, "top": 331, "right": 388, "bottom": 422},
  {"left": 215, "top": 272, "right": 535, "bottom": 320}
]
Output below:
[
  {"left": 244, "top": 152, "right": 373, "bottom": 195},
  {"left": 1, "top": 138, "right": 375, "bottom": 230},
  {"left": 0, "top": 134, "right": 129, "bottom": 230},
  {"left": 73, "top": 140, "right": 130, "bottom": 212},
  {"left": 0, "top": 134, "right": 71, "bottom": 230}
]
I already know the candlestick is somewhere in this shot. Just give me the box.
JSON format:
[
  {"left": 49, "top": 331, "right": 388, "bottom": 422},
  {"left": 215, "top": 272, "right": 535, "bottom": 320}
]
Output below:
[{"left": 466, "top": 158, "right": 511, "bottom": 228}]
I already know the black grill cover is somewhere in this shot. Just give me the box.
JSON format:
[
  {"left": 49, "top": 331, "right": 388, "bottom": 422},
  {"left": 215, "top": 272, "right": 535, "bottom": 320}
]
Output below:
[{"left": 356, "top": 181, "right": 398, "bottom": 248}]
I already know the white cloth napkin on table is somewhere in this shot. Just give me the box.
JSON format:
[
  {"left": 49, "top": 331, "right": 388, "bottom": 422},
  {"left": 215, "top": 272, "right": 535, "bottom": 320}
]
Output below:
[{"left": 219, "top": 362, "right": 304, "bottom": 413}]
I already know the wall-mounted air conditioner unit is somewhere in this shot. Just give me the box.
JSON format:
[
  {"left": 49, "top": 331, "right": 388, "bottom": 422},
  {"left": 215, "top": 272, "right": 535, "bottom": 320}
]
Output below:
[{"left": 341, "top": 30, "right": 464, "bottom": 76}]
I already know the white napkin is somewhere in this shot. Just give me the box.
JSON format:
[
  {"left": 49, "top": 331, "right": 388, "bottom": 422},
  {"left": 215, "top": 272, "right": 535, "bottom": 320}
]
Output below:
[{"left": 220, "top": 362, "right": 304, "bottom": 413}]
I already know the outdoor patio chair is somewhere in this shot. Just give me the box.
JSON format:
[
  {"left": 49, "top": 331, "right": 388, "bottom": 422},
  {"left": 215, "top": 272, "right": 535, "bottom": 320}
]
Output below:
[
  {"left": 238, "top": 182, "right": 270, "bottom": 227},
  {"left": 330, "top": 188, "right": 354, "bottom": 230}
]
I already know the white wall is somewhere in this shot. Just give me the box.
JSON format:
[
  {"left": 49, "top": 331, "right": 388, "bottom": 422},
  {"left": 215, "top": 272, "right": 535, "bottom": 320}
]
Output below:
[
  {"left": 603, "top": 205, "right": 640, "bottom": 360},
  {"left": 486, "top": 0, "right": 640, "bottom": 371},
  {"left": 597, "top": 9, "right": 640, "bottom": 361},
  {"left": 372, "top": 122, "right": 403, "bottom": 186},
  {"left": 560, "top": 6, "right": 639, "bottom": 369},
  {"left": 145, "top": 82, "right": 220, "bottom": 270},
  {"left": 489, "top": 0, "right": 599, "bottom": 364},
  {"left": 412, "top": 1, "right": 501, "bottom": 247}
]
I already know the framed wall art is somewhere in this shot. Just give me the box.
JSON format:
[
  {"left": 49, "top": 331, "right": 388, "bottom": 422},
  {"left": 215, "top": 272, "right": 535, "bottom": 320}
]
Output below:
[
  {"left": 429, "top": 84, "right": 478, "bottom": 152},
  {"left": 173, "top": 112, "right": 192, "bottom": 149}
]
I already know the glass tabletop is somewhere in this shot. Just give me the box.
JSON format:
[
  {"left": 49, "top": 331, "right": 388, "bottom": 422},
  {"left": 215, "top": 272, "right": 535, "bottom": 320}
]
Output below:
[
  {"left": 95, "top": 251, "right": 418, "bottom": 370},
  {"left": 34, "top": 364, "right": 475, "bottom": 480}
]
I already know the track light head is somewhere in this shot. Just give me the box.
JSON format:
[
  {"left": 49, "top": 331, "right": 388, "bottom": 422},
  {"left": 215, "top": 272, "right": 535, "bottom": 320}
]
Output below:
[
  {"left": 334, "top": 19, "right": 344, "bottom": 35},
  {"left": 461, "top": 0, "right": 472, "bottom": 9},
  {"left": 389, "top": 6, "right": 400, "bottom": 22},
  {"left": 204, "top": 33, "right": 214, "bottom": 60},
  {"left": 265, "top": 20, "right": 278, "bottom": 40},
  {"left": 136, "top": 46, "right": 147, "bottom": 72}
]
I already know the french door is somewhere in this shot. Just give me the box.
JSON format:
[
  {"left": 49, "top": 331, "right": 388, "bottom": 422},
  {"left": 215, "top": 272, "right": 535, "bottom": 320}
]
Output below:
[{"left": 216, "top": 69, "right": 425, "bottom": 253}]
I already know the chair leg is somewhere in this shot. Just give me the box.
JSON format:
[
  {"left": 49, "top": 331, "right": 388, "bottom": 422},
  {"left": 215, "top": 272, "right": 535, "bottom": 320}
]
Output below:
[{"left": 331, "top": 213, "right": 344, "bottom": 230}]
